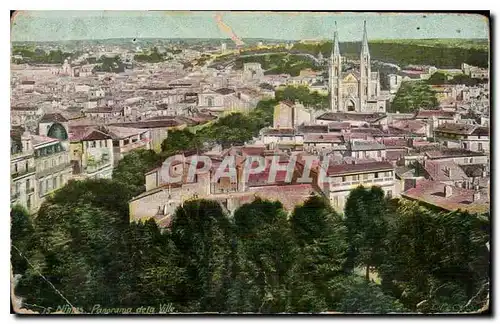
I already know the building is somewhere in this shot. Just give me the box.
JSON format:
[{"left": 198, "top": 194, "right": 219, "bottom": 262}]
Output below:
[
  {"left": 242, "top": 63, "right": 264, "bottom": 81},
  {"left": 273, "top": 100, "right": 312, "bottom": 129},
  {"left": 106, "top": 126, "right": 152, "bottom": 165},
  {"left": 11, "top": 130, "right": 37, "bottom": 214},
  {"left": 434, "top": 123, "right": 489, "bottom": 153},
  {"left": 322, "top": 160, "right": 396, "bottom": 212},
  {"left": 388, "top": 74, "right": 403, "bottom": 94},
  {"left": 68, "top": 126, "right": 114, "bottom": 179},
  {"left": 32, "top": 134, "right": 73, "bottom": 210},
  {"left": 329, "top": 22, "right": 386, "bottom": 112}
]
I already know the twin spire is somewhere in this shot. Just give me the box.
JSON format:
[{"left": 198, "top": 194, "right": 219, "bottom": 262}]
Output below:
[{"left": 331, "top": 20, "right": 370, "bottom": 58}]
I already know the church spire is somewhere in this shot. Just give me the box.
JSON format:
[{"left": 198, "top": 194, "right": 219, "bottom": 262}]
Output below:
[
  {"left": 332, "top": 21, "right": 340, "bottom": 57},
  {"left": 361, "top": 20, "right": 370, "bottom": 56}
]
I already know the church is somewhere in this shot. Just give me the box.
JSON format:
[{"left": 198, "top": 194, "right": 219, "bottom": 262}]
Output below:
[{"left": 329, "top": 22, "right": 387, "bottom": 113}]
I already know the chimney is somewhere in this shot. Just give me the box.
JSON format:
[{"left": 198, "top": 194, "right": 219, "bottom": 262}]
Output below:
[
  {"left": 473, "top": 191, "right": 481, "bottom": 202},
  {"left": 444, "top": 185, "right": 453, "bottom": 198}
]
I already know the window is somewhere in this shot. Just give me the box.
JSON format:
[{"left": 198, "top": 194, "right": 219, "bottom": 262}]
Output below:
[
  {"left": 377, "top": 151, "right": 382, "bottom": 157},
  {"left": 52, "top": 159, "right": 55, "bottom": 167},
  {"left": 333, "top": 196, "right": 339, "bottom": 207},
  {"left": 15, "top": 182, "right": 20, "bottom": 194},
  {"left": 470, "top": 158, "right": 473, "bottom": 163},
  {"left": 53, "top": 178, "right": 57, "bottom": 189},
  {"left": 112, "top": 140, "right": 119, "bottom": 147},
  {"left": 14, "top": 163, "right": 18, "bottom": 172},
  {"left": 124, "top": 139, "right": 129, "bottom": 145},
  {"left": 90, "top": 141, "right": 96, "bottom": 148},
  {"left": 60, "top": 175, "right": 63, "bottom": 186},
  {"left": 59, "top": 156, "right": 62, "bottom": 164},
  {"left": 26, "top": 179, "right": 30, "bottom": 190},
  {"left": 342, "top": 176, "right": 346, "bottom": 182},
  {"left": 46, "top": 179, "right": 50, "bottom": 191},
  {"left": 478, "top": 143, "right": 483, "bottom": 151},
  {"left": 44, "top": 161, "right": 48, "bottom": 169},
  {"left": 25, "top": 161, "right": 28, "bottom": 170},
  {"left": 464, "top": 158, "right": 468, "bottom": 163},
  {"left": 387, "top": 190, "right": 393, "bottom": 198},
  {"left": 363, "top": 173, "right": 369, "bottom": 180},
  {"left": 374, "top": 172, "right": 379, "bottom": 179},
  {"left": 39, "top": 181, "right": 43, "bottom": 195},
  {"left": 104, "top": 140, "right": 108, "bottom": 148},
  {"left": 352, "top": 175, "right": 359, "bottom": 181},
  {"left": 462, "top": 143, "right": 467, "bottom": 150}
]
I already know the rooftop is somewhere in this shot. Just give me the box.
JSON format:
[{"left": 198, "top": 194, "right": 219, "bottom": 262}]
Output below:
[
  {"left": 39, "top": 113, "right": 68, "bottom": 123},
  {"left": 31, "top": 134, "right": 59, "bottom": 147},
  {"left": 415, "top": 110, "right": 456, "bottom": 119},
  {"left": 326, "top": 161, "right": 394, "bottom": 176},
  {"left": 214, "top": 88, "right": 236, "bottom": 95},
  {"left": 424, "top": 160, "right": 469, "bottom": 182},
  {"left": 425, "top": 149, "right": 485, "bottom": 159},
  {"left": 317, "top": 112, "right": 386, "bottom": 123},
  {"left": 402, "top": 180, "right": 489, "bottom": 214}
]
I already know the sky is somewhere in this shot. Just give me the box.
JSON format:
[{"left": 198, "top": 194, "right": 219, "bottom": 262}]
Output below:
[{"left": 11, "top": 11, "right": 490, "bottom": 42}]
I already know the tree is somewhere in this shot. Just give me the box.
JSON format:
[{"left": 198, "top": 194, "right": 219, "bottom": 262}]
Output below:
[
  {"left": 113, "top": 149, "right": 163, "bottom": 198},
  {"left": 161, "top": 129, "right": 200, "bottom": 156},
  {"left": 11, "top": 205, "right": 36, "bottom": 275},
  {"left": 231, "top": 198, "right": 298, "bottom": 313},
  {"left": 378, "top": 200, "right": 490, "bottom": 313},
  {"left": 344, "top": 186, "right": 389, "bottom": 280},
  {"left": 427, "top": 72, "right": 448, "bottom": 85},
  {"left": 289, "top": 195, "right": 348, "bottom": 311},
  {"left": 390, "top": 81, "right": 438, "bottom": 113},
  {"left": 15, "top": 203, "right": 130, "bottom": 311},
  {"left": 328, "top": 275, "right": 406, "bottom": 313},
  {"left": 169, "top": 199, "right": 234, "bottom": 312}
]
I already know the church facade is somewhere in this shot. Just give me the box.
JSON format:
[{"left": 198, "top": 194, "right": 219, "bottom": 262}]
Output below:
[{"left": 329, "top": 22, "right": 387, "bottom": 113}]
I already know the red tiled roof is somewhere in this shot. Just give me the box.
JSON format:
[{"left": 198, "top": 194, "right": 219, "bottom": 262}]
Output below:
[
  {"left": 248, "top": 184, "right": 320, "bottom": 211},
  {"left": 327, "top": 161, "right": 394, "bottom": 176},
  {"left": 423, "top": 160, "right": 469, "bottom": 181},
  {"left": 415, "top": 110, "right": 456, "bottom": 119},
  {"left": 402, "top": 180, "right": 489, "bottom": 214}
]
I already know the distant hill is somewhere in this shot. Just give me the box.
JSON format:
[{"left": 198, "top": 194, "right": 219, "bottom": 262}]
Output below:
[{"left": 292, "top": 39, "right": 489, "bottom": 69}]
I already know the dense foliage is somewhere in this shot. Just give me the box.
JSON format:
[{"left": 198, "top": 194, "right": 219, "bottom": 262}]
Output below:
[
  {"left": 276, "top": 86, "right": 329, "bottom": 110},
  {"left": 292, "top": 40, "right": 488, "bottom": 68},
  {"left": 92, "top": 55, "right": 126, "bottom": 73},
  {"left": 11, "top": 47, "right": 75, "bottom": 64},
  {"left": 161, "top": 99, "right": 276, "bottom": 152},
  {"left": 134, "top": 47, "right": 170, "bottom": 63},
  {"left": 112, "top": 149, "right": 164, "bottom": 198},
  {"left": 390, "top": 81, "right": 439, "bottom": 113},
  {"left": 426, "top": 72, "right": 488, "bottom": 86},
  {"left": 12, "top": 182, "right": 489, "bottom": 314},
  {"left": 234, "top": 53, "right": 321, "bottom": 76}
]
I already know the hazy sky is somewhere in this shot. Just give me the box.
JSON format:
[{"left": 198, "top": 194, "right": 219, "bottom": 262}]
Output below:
[{"left": 11, "top": 11, "right": 489, "bottom": 42}]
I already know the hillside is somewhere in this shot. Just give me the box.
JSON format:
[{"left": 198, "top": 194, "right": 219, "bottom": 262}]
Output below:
[{"left": 292, "top": 39, "right": 489, "bottom": 69}]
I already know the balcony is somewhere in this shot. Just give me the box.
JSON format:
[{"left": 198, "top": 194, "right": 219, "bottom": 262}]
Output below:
[
  {"left": 11, "top": 167, "right": 36, "bottom": 179},
  {"left": 84, "top": 159, "right": 112, "bottom": 174},
  {"left": 120, "top": 139, "right": 150, "bottom": 153},
  {"left": 330, "top": 177, "right": 394, "bottom": 189},
  {"left": 36, "top": 162, "right": 72, "bottom": 179}
]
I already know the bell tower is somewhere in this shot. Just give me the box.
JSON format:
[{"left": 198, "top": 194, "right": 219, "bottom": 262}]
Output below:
[
  {"left": 329, "top": 22, "right": 342, "bottom": 112},
  {"left": 359, "top": 21, "right": 371, "bottom": 111}
]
